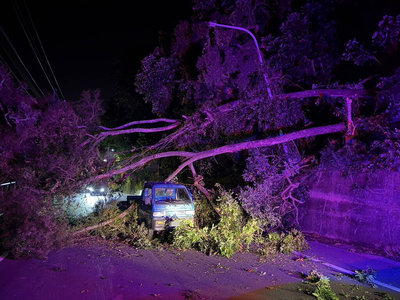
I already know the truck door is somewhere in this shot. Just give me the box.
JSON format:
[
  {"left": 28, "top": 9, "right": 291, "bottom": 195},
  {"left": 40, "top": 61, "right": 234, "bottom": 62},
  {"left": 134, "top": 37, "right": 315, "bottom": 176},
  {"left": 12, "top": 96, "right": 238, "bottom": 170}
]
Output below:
[{"left": 139, "top": 187, "right": 153, "bottom": 226}]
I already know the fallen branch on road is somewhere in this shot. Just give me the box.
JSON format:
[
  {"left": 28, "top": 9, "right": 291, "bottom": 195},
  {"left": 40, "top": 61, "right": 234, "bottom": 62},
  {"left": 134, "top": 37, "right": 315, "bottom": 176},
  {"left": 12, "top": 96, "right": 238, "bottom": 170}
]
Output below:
[{"left": 73, "top": 204, "right": 134, "bottom": 236}]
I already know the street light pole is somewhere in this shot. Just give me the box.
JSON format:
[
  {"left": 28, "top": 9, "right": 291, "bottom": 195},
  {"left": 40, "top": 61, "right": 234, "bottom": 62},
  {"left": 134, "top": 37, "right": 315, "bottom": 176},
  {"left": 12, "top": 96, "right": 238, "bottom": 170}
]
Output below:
[{"left": 208, "top": 21, "right": 273, "bottom": 99}]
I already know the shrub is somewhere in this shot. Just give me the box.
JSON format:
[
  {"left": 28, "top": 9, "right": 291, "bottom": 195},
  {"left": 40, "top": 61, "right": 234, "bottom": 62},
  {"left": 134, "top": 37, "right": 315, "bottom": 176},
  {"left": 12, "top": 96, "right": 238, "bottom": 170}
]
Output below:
[
  {"left": 0, "top": 189, "right": 69, "bottom": 258},
  {"left": 304, "top": 270, "right": 338, "bottom": 300},
  {"left": 259, "top": 229, "right": 309, "bottom": 256},
  {"left": 354, "top": 268, "right": 377, "bottom": 287},
  {"left": 173, "top": 184, "right": 260, "bottom": 257},
  {"left": 193, "top": 191, "right": 219, "bottom": 228},
  {"left": 80, "top": 201, "right": 153, "bottom": 249},
  {"left": 282, "top": 229, "right": 309, "bottom": 253},
  {"left": 172, "top": 220, "right": 212, "bottom": 254},
  {"left": 312, "top": 277, "right": 338, "bottom": 300}
]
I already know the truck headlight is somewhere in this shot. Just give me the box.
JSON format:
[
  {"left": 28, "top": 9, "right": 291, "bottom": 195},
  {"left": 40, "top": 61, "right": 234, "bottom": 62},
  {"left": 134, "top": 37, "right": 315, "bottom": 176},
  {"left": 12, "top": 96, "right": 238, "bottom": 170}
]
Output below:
[
  {"left": 100, "top": 187, "right": 105, "bottom": 192},
  {"left": 153, "top": 211, "right": 166, "bottom": 217}
]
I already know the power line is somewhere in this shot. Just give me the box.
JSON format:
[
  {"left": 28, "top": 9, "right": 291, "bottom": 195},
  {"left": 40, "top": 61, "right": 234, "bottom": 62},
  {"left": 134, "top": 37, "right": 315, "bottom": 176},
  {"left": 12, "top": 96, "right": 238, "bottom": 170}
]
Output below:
[
  {"left": 0, "top": 52, "right": 33, "bottom": 97},
  {"left": 0, "top": 40, "right": 41, "bottom": 97},
  {"left": 23, "top": 0, "right": 65, "bottom": 99},
  {"left": 13, "top": 0, "right": 57, "bottom": 95},
  {"left": 0, "top": 26, "right": 44, "bottom": 97}
]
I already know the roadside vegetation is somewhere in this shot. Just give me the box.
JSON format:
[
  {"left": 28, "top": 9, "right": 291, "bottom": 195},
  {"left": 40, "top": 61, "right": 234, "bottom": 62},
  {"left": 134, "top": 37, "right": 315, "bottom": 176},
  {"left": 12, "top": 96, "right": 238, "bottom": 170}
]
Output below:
[{"left": 73, "top": 183, "right": 308, "bottom": 259}]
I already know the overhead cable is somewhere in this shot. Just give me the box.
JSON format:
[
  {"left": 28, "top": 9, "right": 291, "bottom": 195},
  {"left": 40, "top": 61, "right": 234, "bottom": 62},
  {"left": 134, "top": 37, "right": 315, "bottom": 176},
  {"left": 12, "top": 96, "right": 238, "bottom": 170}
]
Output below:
[
  {"left": 0, "top": 40, "right": 41, "bottom": 97},
  {"left": 23, "top": 0, "right": 65, "bottom": 99},
  {"left": 0, "top": 52, "right": 33, "bottom": 97},
  {"left": 0, "top": 26, "right": 44, "bottom": 97},
  {"left": 13, "top": 0, "right": 56, "bottom": 95}
]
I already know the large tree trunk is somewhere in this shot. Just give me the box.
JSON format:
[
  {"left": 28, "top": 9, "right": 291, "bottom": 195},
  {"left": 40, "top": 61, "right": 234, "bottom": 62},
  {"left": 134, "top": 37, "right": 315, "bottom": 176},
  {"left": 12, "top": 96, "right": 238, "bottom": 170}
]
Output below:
[
  {"left": 93, "top": 123, "right": 345, "bottom": 182},
  {"left": 166, "top": 123, "right": 345, "bottom": 181}
]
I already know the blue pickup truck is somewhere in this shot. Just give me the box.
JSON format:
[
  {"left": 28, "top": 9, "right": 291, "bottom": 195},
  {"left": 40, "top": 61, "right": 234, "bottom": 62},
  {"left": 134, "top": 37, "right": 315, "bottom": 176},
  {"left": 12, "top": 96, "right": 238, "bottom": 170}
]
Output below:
[{"left": 128, "top": 182, "right": 195, "bottom": 235}]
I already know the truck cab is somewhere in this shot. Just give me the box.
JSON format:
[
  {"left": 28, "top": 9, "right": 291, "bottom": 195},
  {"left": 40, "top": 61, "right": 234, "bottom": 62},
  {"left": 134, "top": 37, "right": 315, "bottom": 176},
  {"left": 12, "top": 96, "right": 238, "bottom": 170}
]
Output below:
[{"left": 133, "top": 182, "right": 195, "bottom": 232}]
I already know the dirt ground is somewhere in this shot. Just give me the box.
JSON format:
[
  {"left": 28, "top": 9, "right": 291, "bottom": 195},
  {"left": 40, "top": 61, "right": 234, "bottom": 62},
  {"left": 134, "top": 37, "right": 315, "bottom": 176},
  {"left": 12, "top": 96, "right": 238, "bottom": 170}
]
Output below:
[{"left": 0, "top": 236, "right": 398, "bottom": 300}]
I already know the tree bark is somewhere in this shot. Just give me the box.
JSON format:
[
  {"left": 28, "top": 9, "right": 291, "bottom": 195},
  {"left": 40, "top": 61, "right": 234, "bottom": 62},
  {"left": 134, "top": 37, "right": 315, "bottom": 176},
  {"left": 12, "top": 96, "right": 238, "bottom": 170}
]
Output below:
[
  {"left": 73, "top": 204, "right": 134, "bottom": 236},
  {"left": 189, "top": 163, "right": 221, "bottom": 217},
  {"left": 93, "top": 123, "right": 345, "bottom": 182},
  {"left": 92, "top": 151, "right": 193, "bottom": 181},
  {"left": 217, "top": 89, "right": 367, "bottom": 112},
  {"left": 278, "top": 89, "right": 367, "bottom": 99},
  {"left": 99, "top": 118, "right": 179, "bottom": 131},
  {"left": 166, "top": 123, "right": 345, "bottom": 181},
  {"left": 98, "top": 122, "right": 181, "bottom": 138}
]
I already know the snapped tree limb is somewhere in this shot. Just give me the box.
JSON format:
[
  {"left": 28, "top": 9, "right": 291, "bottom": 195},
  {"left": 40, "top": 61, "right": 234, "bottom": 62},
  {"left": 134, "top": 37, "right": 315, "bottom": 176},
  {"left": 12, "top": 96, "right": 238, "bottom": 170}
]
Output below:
[
  {"left": 93, "top": 123, "right": 345, "bottom": 182},
  {"left": 166, "top": 123, "right": 346, "bottom": 181},
  {"left": 73, "top": 204, "right": 134, "bottom": 236},
  {"left": 217, "top": 88, "right": 367, "bottom": 112},
  {"left": 189, "top": 163, "right": 221, "bottom": 217},
  {"left": 92, "top": 151, "right": 193, "bottom": 181},
  {"left": 93, "top": 119, "right": 181, "bottom": 146},
  {"left": 98, "top": 122, "right": 181, "bottom": 138},
  {"left": 98, "top": 118, "right": 179, "bottom": 131}
]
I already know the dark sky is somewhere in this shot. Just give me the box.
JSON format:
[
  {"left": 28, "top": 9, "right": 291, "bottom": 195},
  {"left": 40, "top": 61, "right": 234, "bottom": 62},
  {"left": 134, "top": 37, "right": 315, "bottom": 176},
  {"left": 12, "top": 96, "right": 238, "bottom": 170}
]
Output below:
[
  {"left": 2, "top": 0, "right": 400, "bottom": 103},
  {"left": 0, "top": 1, "right": 192, "bottom": 101}
]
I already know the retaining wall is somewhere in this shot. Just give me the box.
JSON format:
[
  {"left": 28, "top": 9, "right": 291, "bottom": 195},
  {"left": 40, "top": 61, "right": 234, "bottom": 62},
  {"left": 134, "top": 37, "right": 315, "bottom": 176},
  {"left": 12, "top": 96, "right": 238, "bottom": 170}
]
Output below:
[{"left": 299, "top": 170, "right": 400, "bottom": 253}]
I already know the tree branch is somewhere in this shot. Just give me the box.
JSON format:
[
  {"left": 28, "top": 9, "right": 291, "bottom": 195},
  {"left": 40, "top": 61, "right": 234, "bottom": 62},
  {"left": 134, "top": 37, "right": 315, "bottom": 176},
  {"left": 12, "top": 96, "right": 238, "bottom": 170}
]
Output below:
[
  {"left": 73, "top": 204, "right": 134, "bottom": 235},
  {"left": 92, "top": 123, "right": 345, "bottom": 182},
  {"left": 98, "top": 118, "right": 179, "bottom": 131},
  {"left": 278, "top": 89, "right": 367, "bottom": 99},
  {"left": 93, "top": 121, "right": 181, "bottom": 147},
  {"left": 91, "top": 151, "right": 194, "bottom": 181},
  {"left": 80, "top": 123, "right": 345, "bottom": 234},
  {"left": 98, "top": 122, "right": 181, "bottom": 138},
  {"left": 166, "top": 123, "right": 346, "bottom": 181},
  {"left": 217, "top": 88, "right": 367, "bottom": 113},
  {"left": 189, "top": 163, "right": 221, "bottom": 217}
]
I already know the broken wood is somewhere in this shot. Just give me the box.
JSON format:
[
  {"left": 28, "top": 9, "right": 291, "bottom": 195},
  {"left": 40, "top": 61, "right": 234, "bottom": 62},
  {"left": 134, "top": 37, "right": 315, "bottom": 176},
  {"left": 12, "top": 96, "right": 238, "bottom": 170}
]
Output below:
[
  {"left": 73, "top": 204, "right": 134, "bottom": 236},
  {"left": 166, "top": 123, "right": 346, "bottom": 181},
  {"left": 189, "top": 163, "right": 221, "bottom": 217},
  {"left": 98, "top": 118, "right": 179, "bottom": 131}
]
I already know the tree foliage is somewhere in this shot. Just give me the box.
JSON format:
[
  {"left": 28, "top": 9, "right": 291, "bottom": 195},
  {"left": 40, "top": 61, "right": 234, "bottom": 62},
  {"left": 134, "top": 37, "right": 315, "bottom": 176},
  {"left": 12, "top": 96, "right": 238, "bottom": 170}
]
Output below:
[{"left": 0, "top": 66, "right": 103, "bottom": 257}]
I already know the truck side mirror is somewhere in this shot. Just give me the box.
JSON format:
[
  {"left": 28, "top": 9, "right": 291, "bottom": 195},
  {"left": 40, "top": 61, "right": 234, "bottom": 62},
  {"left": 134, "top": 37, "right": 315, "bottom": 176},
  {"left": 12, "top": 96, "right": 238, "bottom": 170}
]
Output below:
[{"left": 144, "top": 196, "right": 152, "bottom": 206}]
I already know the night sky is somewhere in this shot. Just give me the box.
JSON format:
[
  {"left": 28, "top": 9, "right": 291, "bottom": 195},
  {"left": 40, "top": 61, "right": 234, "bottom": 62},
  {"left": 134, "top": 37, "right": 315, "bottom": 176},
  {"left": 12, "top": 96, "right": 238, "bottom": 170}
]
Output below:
[
  {"left": 2, "top": 1, "right": 400, "bottom": 103},
  {"left": 0, "top": 1, "right": 192, "bottom": 101}
]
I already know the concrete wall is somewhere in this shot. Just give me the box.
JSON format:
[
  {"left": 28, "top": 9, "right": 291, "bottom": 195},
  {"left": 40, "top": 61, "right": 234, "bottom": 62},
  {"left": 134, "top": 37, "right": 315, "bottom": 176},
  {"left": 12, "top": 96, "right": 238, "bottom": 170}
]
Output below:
[{"left": 299, "top": 170, "right": 400, "bottom": 253}]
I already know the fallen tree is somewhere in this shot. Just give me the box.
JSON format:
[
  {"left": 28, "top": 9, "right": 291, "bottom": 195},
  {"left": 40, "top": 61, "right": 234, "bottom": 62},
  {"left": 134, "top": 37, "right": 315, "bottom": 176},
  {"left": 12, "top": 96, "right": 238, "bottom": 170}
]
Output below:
[
  {"left": 90, "top": 122, "right": 345, "bottom": 182},
  {"left": 75, "top": 122, "right": 346, "bottom": 234}
]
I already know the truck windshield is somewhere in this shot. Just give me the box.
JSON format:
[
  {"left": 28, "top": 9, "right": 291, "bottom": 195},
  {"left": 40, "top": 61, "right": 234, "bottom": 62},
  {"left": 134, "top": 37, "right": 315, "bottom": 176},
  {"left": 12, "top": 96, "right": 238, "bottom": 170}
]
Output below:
[{"left": 154, "top": 187, "right": 191, "bottom": 204}]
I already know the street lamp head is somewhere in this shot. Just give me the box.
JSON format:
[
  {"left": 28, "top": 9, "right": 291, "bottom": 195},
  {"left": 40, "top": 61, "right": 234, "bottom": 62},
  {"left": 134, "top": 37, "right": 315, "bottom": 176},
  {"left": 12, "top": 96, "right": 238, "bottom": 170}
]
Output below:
[{"left": 208, "top": 22, "right": 217, "bottom": 27}]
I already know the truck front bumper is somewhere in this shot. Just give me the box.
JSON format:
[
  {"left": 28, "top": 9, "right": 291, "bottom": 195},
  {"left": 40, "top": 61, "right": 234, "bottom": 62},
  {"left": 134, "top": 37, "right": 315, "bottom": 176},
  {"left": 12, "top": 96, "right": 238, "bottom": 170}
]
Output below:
[{"left": 152, "top": 217, "right": 193, "bottom": 231}]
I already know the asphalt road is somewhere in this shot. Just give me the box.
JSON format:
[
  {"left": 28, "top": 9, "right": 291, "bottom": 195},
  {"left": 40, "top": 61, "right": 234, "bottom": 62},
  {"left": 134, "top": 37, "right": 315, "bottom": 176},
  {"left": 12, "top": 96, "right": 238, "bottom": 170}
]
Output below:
[{"left": 1, "top": 237, "right": 399, "bottom": 299}]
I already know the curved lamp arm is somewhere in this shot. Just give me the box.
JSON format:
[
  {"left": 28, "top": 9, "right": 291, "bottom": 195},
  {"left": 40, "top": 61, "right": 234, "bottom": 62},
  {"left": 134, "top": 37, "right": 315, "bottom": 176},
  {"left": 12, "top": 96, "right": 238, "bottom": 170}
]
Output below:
[{"left": 209, "top": 21, "right": 273, "bottom": 99}]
